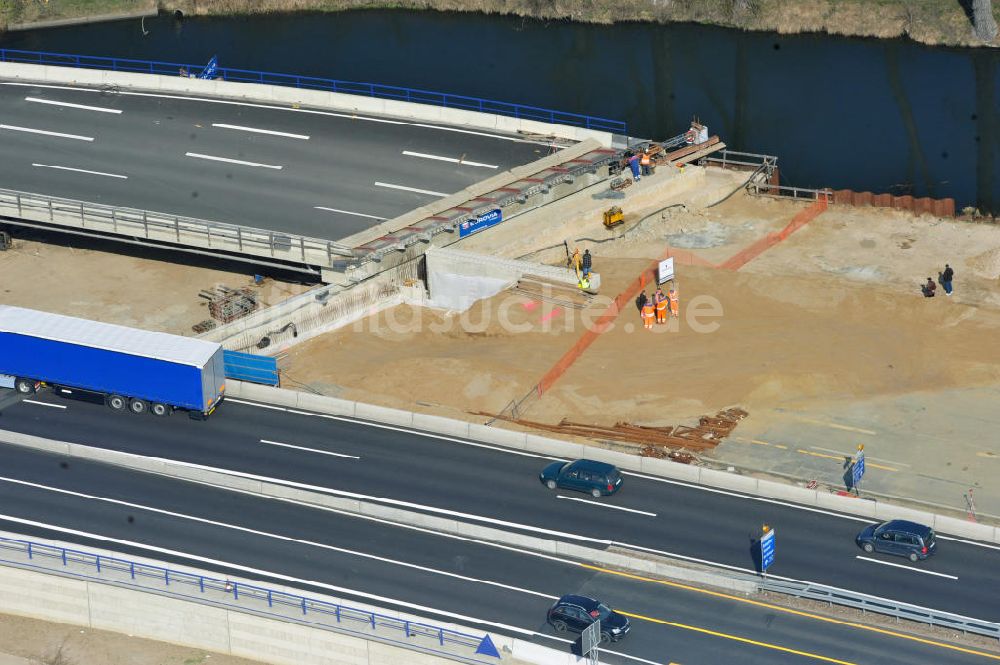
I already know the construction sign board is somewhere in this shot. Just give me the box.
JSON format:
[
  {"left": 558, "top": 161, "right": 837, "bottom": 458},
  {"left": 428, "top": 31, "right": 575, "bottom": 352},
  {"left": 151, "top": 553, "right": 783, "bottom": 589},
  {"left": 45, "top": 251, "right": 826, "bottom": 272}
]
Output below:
[
  {"left": 657, "top": 257, "right": 675, "bottom": 284},
  {"left": 459, "top": 209, "right": 503, "bottom": 238}
]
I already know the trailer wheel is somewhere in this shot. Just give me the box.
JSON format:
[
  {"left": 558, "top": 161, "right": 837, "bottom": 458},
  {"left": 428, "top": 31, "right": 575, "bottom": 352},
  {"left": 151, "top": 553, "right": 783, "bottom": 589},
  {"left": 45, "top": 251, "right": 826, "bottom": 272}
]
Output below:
[
  {"left": 128, "top": 398, "right": 148, "bottom": 414},
  {"left": 106, "top": 394, "right": 127, "bottom": 411},
  {"left": 14, "top": 378, "right": 36, "bottom": 395},
  {"left": 150, "top": 402, "right": 171, "bottom": 417}
]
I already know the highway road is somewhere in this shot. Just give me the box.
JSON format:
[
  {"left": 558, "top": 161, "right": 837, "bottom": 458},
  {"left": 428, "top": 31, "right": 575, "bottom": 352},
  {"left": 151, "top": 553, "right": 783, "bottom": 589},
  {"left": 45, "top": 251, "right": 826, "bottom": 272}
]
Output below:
[
  {"left": 0, "top": 441, "right": 995, "bottom": 665},
  {"left": 0, "top": 81, "right": 547, "bottom": 240},
  {"left": 1, "top": 389, "right": 998, "bottom": 629}
]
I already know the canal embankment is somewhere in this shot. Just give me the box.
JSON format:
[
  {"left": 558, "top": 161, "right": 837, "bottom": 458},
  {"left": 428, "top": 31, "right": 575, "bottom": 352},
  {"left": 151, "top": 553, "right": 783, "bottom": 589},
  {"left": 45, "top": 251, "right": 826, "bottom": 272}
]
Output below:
[{"left": 3, "top": 1, "right": 999, "bottom": 48}]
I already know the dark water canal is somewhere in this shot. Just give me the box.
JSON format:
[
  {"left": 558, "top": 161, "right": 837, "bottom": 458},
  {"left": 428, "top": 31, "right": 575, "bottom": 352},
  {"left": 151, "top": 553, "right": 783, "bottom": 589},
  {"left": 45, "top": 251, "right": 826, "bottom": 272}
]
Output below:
[{"left": 2, "top": 10, "right": 998, "bottom": 211}]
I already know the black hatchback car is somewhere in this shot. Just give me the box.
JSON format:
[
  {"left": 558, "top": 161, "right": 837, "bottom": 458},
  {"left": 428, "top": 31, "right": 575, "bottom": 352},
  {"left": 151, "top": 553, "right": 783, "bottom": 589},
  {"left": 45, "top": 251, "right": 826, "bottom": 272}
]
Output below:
[
  {"left": 547, "top": 594, "right": 630, "bottom": 643},
  {"left": 539, "top": 459, "right": 623, "bottom": 498},
  {"left": 856, "top": 520, "right": 937, "bottom": 562}
]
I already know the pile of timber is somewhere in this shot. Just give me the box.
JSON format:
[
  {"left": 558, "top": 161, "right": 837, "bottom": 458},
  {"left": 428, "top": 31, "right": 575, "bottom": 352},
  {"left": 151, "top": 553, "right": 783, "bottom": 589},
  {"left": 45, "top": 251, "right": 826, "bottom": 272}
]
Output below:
[
  {"left": 514, "top": 274, "right": 594, "bottom": 309},
  {"left": 658, "top": 136, "right": 726, "bottom": 167},
  {"left": 479, "top": 407, "right": 748, "bottom": 453}
]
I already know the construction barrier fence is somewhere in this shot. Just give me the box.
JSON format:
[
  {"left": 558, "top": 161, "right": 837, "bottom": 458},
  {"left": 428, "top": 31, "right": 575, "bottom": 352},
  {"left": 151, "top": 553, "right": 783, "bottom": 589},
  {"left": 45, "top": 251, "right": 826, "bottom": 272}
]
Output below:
[
  {"left": 536, "top": 198, "right": 829, "bottom": 396},
  {"left": 717, "top": 196, "right": 828, "bottom": 271},
  {"left": 537, "top": 246, "right": 699, "bottom": 396}
]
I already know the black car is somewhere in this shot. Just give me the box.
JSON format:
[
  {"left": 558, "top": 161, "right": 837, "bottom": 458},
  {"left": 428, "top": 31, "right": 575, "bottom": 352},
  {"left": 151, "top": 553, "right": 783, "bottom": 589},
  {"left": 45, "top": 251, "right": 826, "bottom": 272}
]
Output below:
[
  {"left": 547, "top": 594, "right": 630, "bottom": 643},
  {"left": 856, "top": 520, "right": 937, "bottom": 562},
  {"left": 539, "top": 459, "right": 623, "bottom": 498}
]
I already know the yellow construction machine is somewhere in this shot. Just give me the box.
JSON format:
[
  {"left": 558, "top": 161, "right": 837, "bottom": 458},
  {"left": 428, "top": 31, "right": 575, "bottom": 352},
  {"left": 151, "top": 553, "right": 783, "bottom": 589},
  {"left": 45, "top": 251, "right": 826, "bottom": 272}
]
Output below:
[{"left": 603, "top": 206, "right": 624, "bottom": 229}]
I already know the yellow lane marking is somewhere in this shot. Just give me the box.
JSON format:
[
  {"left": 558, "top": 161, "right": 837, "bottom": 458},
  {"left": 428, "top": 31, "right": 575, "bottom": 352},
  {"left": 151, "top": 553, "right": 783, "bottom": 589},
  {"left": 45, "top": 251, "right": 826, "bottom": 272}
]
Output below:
[
  {"left": 618, "top": 610, "right": 857, "bottom": 665},
  {"left": 795, "top": 449, "right": 897, "bottom": 472},
  {"left": 581, "top": 564, "right": 1000, "bottom": 661},
  {"left": 797, "top": 418, "right": 876, "bottom": 435},
  {"left": 797, "top": 449, "right": 841, "bottom": 461},
  {"left": 737, "top": 437, "right": 789, "bottom": 450}
]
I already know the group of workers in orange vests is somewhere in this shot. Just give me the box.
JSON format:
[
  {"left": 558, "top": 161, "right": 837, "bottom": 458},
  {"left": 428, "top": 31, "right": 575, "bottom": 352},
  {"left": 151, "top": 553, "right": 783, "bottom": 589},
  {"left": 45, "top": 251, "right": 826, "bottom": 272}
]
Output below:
[{"left": 637, "top": 286, "right": 678, "bottom": 329}]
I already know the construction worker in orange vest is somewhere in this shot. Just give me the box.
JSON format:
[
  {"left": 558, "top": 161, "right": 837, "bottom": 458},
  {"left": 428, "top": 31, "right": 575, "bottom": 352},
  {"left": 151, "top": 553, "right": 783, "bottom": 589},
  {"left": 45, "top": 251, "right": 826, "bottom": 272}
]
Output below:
[
  {"left": 668, "top": 286, "right": 679, "bottom": 318},
  {"left": 654, "top": 288, "right": 667, "bottom": 324},
  {"left": 640, "top": 148, "right": 652, "bottom": 177},
  {"left": 641, "top": 298, "right": 656, "bottom": 330}
]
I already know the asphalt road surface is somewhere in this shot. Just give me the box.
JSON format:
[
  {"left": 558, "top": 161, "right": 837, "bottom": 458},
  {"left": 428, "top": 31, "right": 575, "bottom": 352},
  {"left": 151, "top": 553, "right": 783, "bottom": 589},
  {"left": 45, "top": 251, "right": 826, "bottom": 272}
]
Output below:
[
  {"left": 0, "top": 81, "right": 547, "bottom": 240},
  {"left": 0, "top": 442, "right": 994, "bottom": 665},
  {"left": 1, "top": 390, "right": 998, "bottom": 630}
]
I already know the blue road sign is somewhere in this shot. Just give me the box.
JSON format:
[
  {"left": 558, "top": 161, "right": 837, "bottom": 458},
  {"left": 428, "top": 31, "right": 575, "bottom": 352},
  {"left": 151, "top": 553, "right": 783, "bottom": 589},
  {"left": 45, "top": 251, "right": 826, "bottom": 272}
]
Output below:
[
  {"left": 760, "top": 528, "right": 776, "bottom": 571},
  {"left": 198, "top": 55, "right": 218, "bottom": 80},
  {"left": 476, "top": 634, "right": 500, "bottom": 658},
  {"left": 852, "top": 451, "right": 866, "bottom": 487}
]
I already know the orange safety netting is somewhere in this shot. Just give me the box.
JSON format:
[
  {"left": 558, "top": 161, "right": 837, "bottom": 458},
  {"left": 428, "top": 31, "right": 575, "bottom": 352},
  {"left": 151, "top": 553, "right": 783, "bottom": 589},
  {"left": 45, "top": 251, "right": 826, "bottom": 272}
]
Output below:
[
  {"left": 537, "top": 246, "right": 695, "bottom": 395},
  {"left": 536, "top": 197, "right": 829, "bottom": 396},
  {"left": 717, "top": 196, "right": 828, "bottom": 271}
]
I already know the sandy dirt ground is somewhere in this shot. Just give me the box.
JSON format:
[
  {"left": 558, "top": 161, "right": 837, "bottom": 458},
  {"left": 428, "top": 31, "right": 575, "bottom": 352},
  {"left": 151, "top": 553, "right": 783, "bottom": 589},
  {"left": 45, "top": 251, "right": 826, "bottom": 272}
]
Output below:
[
  {"left": 0, "top": 613, "right": 261, "bottom": 665},
  {"left": 0, "top": 235, "right": 309, "bottom": 335},
  {"left": 285, "top": 253, "right": 1000, "bottom": 423},
  {"left": 285, "top": 190, "right": 1000, "bottom": 423},
  {"left": 281, "top": 187, "right": 1000, "bottom": 516}
]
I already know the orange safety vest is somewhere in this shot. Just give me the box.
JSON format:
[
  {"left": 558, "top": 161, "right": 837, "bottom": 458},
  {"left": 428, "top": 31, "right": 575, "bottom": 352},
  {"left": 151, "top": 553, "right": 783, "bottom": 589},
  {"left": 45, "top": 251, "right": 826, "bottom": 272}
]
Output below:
[
  {"left": 655, "top": 298, "right": 667, "bottom": 312},
  {"left": 668, "top": 291, "right": 679, "bottom": 310},
  {"left": 640, "top": 152, "right": 651, "bottom": 166},
  {"left": 642, "top": 303, "right": 655, "bottom": 318}
]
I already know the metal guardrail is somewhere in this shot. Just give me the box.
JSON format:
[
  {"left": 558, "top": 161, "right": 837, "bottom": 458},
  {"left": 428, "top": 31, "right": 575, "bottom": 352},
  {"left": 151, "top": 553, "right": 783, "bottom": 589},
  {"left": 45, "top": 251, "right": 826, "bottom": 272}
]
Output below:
[
  {"left": 762, "top": 578, "right": 1000, "bottom": 642},
  {"left": 0, "top": 535, "right": 500, "bottom": 663},
  {"left": 0, "top": 187, "right": 354, "bottom": 271},
  {"left": 748, "top": 182, "right": 832, "bottom": 202},
  {"left": 0, "top": 48, "right": 627, "bottom": 135},
  {"left": 698, "top": 149, "right": 778, "bottom": 176}
]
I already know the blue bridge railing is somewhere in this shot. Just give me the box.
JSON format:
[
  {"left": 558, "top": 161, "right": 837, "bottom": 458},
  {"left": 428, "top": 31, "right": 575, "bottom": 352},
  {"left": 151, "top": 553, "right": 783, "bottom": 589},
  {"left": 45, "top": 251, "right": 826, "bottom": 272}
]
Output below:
[
  {"left": 0, "top": 535, "right": 501, "bottom": 663},
  {"left": 0, "top": 48, "right": 627, "bottom": 134}
]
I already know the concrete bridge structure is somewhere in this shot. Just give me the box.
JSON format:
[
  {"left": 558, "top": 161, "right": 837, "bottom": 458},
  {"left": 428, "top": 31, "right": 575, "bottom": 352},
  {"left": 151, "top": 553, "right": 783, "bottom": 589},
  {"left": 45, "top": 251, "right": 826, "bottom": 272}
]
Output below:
[{"left": 0, "top": 51, "right": 628, "bottom": 283}]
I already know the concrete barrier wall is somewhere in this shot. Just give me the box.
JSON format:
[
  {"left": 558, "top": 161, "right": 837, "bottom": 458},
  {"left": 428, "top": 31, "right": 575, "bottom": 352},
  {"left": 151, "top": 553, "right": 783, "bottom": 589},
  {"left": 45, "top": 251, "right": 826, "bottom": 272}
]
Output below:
[
  {"left": 0, "top": 549, "right": 574, "bottom": 665},
  {"left": 0, "top": 62, "right": 614, "bottom": 147},
  {"left": 425, "top": 247, "right": 601, "bottom": 310},
  {"left": 426, "top": 247, "right": 598, "bottom": 290},
  {"left": 221, "top": 382, "right": 1000, "bottom": 544}
]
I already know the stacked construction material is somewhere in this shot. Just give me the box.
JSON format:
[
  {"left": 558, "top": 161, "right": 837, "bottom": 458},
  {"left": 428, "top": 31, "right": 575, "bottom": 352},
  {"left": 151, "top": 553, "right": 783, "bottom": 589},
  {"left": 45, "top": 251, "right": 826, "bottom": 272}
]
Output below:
[
  {"left": 201, "top": 286, "right": 259, "bottom": 323},
  {"left": 661, "top": 136, "right": 726, "bottom": 167}
]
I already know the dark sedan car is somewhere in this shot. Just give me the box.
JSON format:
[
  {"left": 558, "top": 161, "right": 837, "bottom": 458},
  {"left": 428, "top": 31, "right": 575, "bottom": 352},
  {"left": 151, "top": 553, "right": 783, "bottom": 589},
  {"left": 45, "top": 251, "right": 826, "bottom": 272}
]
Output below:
[
  {"left": 547, "top": 594, "right": 630, "bottom": 642},
  {"left": 539, "top": 459, "right": 623, "bottom": 498},
  {"left": 856, "top": 520, "right": 936, "bottom": 562}
]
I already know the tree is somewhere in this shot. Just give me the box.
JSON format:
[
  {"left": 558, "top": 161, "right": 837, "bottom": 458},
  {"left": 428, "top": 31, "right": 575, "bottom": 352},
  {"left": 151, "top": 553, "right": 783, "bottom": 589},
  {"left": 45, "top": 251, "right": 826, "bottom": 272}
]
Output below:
[{"left": 973, "top": 0, "right": 999, "bottom": 42}]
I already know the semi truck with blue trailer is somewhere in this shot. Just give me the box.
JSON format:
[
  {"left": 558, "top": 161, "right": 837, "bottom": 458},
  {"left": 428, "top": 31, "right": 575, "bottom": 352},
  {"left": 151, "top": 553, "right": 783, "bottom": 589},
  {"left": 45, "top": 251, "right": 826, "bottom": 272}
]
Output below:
[{"left": 0, "top": 305, "right": 225, "bottom": 418}]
